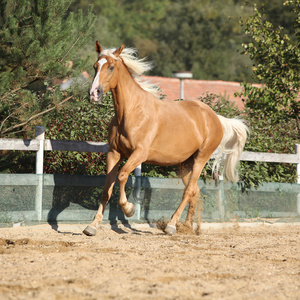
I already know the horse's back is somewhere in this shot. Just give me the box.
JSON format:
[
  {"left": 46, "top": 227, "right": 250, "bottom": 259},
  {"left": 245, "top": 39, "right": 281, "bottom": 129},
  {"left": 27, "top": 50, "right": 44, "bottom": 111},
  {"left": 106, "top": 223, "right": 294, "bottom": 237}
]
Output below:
[
  {"left": 157, "top": 99, "right": 222, "bottom": 136},
  {"left": 144, "top": 99, "right": 223, "bottom": 165}
]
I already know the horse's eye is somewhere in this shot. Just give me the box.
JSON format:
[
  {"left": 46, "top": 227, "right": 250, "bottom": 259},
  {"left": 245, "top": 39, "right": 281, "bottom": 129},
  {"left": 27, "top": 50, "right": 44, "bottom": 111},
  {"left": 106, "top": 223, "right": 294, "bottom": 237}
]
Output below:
[{"left": 109, "top": 65, "right": 114, "bottom": 72}]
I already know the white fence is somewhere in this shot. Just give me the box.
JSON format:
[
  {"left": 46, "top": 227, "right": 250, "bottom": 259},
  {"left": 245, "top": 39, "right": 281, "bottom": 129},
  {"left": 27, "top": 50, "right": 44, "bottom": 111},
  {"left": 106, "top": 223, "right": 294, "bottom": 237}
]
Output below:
[{"left": 0, "top": 126, "right": 299, "bottom": 182}]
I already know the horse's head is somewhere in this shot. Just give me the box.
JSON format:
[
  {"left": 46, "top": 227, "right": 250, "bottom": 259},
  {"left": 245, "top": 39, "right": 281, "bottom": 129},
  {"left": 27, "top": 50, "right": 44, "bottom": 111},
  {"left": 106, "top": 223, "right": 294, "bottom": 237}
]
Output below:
[{"left": 89, "top": 41, "right": 124, "bottom": 102}]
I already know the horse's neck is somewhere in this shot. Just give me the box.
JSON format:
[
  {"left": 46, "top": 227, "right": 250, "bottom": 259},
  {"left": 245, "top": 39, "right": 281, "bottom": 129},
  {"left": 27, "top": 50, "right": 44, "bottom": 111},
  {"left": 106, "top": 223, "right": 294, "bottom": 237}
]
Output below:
[{"left": 111, "top": 64, "right": 150, "bottom": 124}]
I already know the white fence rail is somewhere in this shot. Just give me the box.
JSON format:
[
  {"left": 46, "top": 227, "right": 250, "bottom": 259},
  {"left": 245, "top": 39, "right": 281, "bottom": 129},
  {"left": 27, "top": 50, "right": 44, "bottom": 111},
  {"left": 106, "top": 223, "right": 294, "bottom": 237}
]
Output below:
[{"left": 0, "top": 126, "right": 300, "bottom": 183}]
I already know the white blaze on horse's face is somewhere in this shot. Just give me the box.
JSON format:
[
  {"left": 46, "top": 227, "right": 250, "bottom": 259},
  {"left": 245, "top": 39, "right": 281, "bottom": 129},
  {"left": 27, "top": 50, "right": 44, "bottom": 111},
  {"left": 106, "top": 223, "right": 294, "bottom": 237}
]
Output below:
[{"left": 90, "top": 58, "right": 108, "bottom": 102}]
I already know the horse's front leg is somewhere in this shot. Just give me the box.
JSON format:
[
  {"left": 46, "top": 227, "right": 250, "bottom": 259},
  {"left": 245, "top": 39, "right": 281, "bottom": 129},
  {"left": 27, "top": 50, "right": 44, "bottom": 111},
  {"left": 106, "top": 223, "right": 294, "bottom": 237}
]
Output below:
[
  {"left": 118, "top": 146, "right": 147, "bottom": 218},
  {"left": 83, "top": 150, "right": 122, "bottom": 236}
]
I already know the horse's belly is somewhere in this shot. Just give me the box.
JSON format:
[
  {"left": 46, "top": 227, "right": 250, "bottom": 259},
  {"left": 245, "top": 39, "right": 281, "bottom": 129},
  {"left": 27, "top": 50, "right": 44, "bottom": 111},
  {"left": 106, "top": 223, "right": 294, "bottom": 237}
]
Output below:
[{"left": 146, "top": 141, "right": 199, "bottom": 165}]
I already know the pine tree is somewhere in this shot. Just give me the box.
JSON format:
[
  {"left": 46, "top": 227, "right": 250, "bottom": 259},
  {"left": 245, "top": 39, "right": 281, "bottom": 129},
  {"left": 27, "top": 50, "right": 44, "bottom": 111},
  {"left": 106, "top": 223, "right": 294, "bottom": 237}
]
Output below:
[{"left": 0, "top": 0, "right": 96, "bottom": 137}]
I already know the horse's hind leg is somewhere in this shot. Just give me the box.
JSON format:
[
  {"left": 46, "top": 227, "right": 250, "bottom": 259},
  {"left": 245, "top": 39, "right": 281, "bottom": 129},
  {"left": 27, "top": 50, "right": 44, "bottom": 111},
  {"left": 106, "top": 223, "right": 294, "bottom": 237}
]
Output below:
[
  {"left": 164, "top": 150, "right": 209, "bottom": 235},
  {"left": 83, "top": 150, "right": 121, "bottom": 236},
  {"left": 177, "top": 158, "right": 199, "bottom": 228}
]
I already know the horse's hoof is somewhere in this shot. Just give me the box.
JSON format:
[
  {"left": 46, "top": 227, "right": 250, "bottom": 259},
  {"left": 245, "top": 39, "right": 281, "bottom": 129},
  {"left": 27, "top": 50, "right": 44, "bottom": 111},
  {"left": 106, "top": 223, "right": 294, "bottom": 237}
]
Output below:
[
  {"left": 83, "top": 225, "right": 97, "bottom": 236},
  {"left": 123, "top": 203, "right": 136, "bottom": 218},
  {"left": 164, "top": 224, "right": 176, "bottom": 235}
]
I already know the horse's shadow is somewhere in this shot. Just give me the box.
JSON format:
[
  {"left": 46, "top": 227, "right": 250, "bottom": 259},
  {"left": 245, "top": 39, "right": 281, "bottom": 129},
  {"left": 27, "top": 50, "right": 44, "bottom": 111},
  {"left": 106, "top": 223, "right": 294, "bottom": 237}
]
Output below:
[{"left": 47, "top": 175, "right": 152, "bottom": 232}]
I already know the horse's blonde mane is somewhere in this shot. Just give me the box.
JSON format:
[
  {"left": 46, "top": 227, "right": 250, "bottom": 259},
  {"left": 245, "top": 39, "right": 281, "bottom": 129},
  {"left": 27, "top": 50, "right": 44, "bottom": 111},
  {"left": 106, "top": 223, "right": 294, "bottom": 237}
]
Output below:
[{"left": 100, "top": 47, "right": 160, "bottom": 98}]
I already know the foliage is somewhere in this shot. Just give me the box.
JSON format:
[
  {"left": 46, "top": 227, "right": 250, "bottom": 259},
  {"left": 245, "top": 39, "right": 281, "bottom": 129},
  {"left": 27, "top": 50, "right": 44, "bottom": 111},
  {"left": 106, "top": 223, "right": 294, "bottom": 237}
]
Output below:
[
  {"left": 71, "top": 0, "right": 171, "bottom": 67},
  {"left": 240, "top": 117, "right": 299, "bottom": 186},
  {"left": 140, "top": 92, "right": 299, "bottom": 186},
  {"left": 71, "top": 0, "right": 299, "bottom": 83},
  {"left": 2, "top": 91, "right": 298, "bottom": 186},
  {"left": 0, "top": 150, "right": 36, "bottom": 174},
  {"left": 239, "top": 0, "right": 300, "bottom": 137},
  {"left": 255, "top": 0, "right": 298, "bottom": 36},
  {"left": 152, "top": 0, "right": 253, "bottom": 82},
  {"left": 71, "top": 0, "right": 255, "bottom": 82},
  {"left": 198, "top": 93, "right": 299, "bottom": 187},
  {"left": 1, "top": 0, "right": 299, "bottom": 187},
  {"left": 227, "top": 0, "right": 300, "bottom": 187},
  {"left": 43, "top": 91, "right": 180, "bottom": 177},
  {"left": 0, "top": 0, "right": 96, "bottom": 138},
  {"left": 44, "top": 93, "right": 115, "bottom": 175}
]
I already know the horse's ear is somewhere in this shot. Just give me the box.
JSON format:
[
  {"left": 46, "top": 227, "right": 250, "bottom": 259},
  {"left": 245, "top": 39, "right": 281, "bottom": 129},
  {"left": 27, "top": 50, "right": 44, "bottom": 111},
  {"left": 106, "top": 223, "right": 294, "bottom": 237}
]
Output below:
[
  {"left": 113, "top": 43, "right": 125, "bottom": 57},
  {"left": 95, "top": 41, "right": 103, "bottom": 55}
]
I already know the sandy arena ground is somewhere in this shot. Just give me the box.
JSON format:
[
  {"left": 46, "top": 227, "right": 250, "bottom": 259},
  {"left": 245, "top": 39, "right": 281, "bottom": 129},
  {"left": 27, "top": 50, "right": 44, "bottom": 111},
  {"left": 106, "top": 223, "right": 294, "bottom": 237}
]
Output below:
[{"left": 0, "top": 222, "right": 299, "bottom": 300}]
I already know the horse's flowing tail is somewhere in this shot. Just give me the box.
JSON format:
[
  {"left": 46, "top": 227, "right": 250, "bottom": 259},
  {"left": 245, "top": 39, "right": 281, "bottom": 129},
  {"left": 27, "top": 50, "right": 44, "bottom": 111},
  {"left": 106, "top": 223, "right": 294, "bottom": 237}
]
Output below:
[{"left": 212, "top": 115, "right": 249, "bottom": 182}]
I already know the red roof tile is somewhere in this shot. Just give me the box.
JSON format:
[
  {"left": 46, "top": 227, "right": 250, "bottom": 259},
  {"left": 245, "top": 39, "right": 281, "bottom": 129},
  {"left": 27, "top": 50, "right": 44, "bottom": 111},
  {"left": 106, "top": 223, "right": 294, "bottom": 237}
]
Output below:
[{"left": 142, "top": 76, "right": 245, "bottom": 110}]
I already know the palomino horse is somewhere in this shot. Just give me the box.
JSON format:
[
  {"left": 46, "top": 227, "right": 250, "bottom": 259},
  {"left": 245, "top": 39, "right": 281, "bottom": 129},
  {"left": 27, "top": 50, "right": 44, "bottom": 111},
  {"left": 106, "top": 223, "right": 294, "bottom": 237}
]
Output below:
[{"left": 84, "top": 41, "right": 248, "bottom": 236}]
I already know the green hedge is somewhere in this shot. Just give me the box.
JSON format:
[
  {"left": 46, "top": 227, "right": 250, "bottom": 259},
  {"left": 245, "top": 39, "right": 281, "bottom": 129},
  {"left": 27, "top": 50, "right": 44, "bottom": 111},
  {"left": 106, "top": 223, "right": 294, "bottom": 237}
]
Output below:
[
  {"left": 1, "top": 92, "right": 299, "bottom": 188},
  {"left": 44, "top": 92, "right": 299, "bottom": 187}
]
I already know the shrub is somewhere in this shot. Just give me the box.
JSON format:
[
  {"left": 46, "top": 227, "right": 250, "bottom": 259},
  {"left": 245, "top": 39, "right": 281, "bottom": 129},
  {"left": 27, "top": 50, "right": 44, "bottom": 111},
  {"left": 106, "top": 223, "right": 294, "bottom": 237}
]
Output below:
[
  {"left": 44, "top": 92, "right": 299, "bottom": 187},
  {"left": 199, "top": 93, "right": 299, "bottom": 187},
  {"left": 44, "top": 93, "right": 114, "bottom": 175}
]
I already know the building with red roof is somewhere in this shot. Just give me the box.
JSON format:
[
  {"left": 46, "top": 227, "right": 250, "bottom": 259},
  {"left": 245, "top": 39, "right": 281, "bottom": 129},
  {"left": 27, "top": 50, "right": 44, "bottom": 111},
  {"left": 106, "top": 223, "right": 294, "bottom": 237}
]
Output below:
[{"left": 142, "top": 76, "right": 246, "bottom": 110}]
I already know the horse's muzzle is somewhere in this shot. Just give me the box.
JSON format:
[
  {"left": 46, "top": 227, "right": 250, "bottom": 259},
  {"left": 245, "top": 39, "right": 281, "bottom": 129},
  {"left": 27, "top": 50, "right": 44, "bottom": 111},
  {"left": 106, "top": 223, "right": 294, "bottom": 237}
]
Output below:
[{"left": 90, "top": 88, "right": 103, "bottom": 103}]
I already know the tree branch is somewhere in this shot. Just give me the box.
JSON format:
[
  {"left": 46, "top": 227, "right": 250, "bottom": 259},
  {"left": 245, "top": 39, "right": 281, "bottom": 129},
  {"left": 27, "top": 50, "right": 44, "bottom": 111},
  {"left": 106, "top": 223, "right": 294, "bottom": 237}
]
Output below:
[
  {"left": 0, "top": 78, "right": 40, "bottom": 102},
  {"left": 1, "top": 92, "right": 84, "bottom": 136},
  {"left": 60, "top": 35, "right": 82, "bottom": 63},
  {"left": 0, "top": 102, "right": 28, "bottom": 134}
]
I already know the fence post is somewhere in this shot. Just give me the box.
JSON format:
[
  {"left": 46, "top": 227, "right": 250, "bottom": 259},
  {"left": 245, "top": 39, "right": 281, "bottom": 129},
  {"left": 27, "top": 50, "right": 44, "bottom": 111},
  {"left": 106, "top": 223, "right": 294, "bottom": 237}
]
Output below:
[
  {"left": 217, "top": 175, "right": 225, "bottom": 220},
  {"left": 35, "top": 126, "right": 45, "bottom": 174},
  {"left": 296, "top": 145, "right": 300, "bottom": 215},
  {"left": 134, "top": 164, "right": 142, "bottom": 220},
  {"left": 296, "top": 144, "right": 300, "bottom": 185},
  {"left": 35, "top": 126, "right": 45, "bottom": 221}
]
